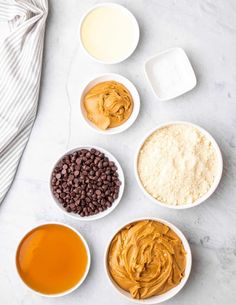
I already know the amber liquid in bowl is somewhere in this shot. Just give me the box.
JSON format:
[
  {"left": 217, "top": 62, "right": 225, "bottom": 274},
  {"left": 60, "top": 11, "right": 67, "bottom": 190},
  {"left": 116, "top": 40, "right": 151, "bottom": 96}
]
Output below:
[{"left": 16, "top": 224, "right": 88, "bottom": 295}]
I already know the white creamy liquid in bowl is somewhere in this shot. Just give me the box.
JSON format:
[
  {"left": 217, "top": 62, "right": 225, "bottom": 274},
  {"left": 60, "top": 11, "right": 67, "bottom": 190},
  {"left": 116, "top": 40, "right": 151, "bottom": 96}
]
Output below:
[{"left": 80, "top": 5, "right": 139, "bottom": 63}]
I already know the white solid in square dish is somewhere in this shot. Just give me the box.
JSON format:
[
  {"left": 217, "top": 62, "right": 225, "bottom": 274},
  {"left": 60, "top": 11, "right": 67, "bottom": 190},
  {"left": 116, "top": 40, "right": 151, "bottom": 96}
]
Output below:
[{"left": 145, "top": 48, "right": 197, "bottom": 101}]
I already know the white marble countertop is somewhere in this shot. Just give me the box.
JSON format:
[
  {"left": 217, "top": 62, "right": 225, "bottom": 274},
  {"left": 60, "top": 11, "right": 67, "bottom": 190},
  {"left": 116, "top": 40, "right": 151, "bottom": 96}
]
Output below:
[{"left": 1, "top": 0, "right": 236, "bottom": 304}]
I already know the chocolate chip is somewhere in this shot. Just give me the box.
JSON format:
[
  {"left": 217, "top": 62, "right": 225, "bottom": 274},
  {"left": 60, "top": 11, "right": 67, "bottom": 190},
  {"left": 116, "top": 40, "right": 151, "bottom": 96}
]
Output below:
[
  {"left": 70, "top": 203, "right": 76, "bottom": 210},
  {"left": 95, "top": 189, "right": 102, "bottom": 196},
  {"left": 51, "top": 148, "right": 121, "bottom": 217},
  {"left": 56, "top": 173, "right": 61, "bottom": 179}
]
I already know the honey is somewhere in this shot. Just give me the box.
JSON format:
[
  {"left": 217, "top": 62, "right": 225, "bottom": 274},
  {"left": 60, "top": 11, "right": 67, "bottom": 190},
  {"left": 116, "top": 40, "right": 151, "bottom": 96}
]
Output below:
[{"left": 16, "top": 224, "right": 88, "bottom": 295}]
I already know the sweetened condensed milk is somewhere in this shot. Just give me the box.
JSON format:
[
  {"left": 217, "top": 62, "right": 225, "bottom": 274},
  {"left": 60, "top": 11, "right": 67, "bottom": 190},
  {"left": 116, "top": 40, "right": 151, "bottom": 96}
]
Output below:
[{"left": 81, "top": 4, "right": 139, "bottom": 63}]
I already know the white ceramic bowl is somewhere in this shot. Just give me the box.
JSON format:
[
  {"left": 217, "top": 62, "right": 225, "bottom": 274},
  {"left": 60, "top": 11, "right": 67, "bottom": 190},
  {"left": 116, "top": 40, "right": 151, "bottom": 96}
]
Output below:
[
  {"left": 15, "top": 222, "right": 91, "bottom": 297},
  {"left": 144, "top": 48, "right": 197, "bottom": 101},
  {"left": 50, "top": 145, "right": 125, "bottom": 221},
  {"left": 79, "top": 3, "right": 140, "bottom": 64},
  {"left": 80, "top": 73, "right": 140, "bottom": 135},
  {"left": 104, "top": 217, "right": 192, "bottom": 304},
  {"left": 135, "top": 121, "right": 223, "bottom": 209}
]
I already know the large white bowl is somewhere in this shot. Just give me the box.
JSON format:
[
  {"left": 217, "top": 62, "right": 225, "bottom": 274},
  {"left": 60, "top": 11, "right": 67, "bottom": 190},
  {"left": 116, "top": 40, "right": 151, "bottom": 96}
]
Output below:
[
  {"left": 135, "top": 121, "right": 223, "bottom": 209},
  {"left": 80, "top": 73, "right": 140, "bottom": 135},
  {"left": 15, "top": 222, "right": 91, "bottom": 297},
  {"left": 50, "top": 145, "right": 125, "bottom": 221},
  {"left": 104, "top": 217, "right": 192, "bottom": 304},
  {"left": 79, "top": 3, "right": 140, "bottom": 64}
]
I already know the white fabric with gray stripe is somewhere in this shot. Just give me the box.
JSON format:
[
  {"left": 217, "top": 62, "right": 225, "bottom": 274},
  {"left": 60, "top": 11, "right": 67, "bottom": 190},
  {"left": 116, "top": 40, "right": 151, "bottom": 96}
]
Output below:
[{"left": 0, "top": 0, "right": 47, "bottom": 203}]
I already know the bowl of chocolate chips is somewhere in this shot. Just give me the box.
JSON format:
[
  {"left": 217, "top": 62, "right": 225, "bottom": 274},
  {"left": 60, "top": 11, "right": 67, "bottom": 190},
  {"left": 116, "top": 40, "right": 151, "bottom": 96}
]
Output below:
[{"left": 50, "top": 146, "right": 124, "bottom": 220}]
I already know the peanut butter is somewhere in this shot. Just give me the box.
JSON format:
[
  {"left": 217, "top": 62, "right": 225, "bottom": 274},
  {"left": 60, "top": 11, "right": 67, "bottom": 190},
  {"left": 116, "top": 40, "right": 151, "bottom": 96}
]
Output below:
[
  {"left": 83, "top": 81, "right": 133, "bottom": 130},
  {"left": 108, "top": 220, "right": 186, "bottom": 299}
]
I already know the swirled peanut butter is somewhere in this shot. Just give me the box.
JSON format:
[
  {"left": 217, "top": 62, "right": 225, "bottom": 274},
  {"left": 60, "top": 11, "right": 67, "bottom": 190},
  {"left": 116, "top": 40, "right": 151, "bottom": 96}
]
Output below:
[
  {"left": 83, "top": 81, "right": 133, "bottom": 130},
  {"left": 108, "top": 220, "right": 186, "bottom": 299}
]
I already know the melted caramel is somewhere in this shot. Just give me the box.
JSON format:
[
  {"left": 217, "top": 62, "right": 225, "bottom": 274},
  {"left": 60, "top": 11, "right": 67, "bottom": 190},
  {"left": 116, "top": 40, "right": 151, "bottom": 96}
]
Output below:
[{"left": 16, "top": 224, "right": 88, "bottom": 294}]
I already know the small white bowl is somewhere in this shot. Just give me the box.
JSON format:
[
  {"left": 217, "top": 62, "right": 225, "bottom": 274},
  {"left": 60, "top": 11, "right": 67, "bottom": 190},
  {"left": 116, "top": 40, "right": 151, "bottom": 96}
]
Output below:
[
  {"left": 135, "top": 121, "right": 223, "bottom": 209},
  {"left": 15, "top": 222, "right": 91, "bottom": 297},
  {"left": 79, "top": 3, "right": 140, "bottom": 64},
  {"left": 50, "top": 145, "right": 125, "bottom": 221},
  {"left": 80, "top": 73, "right": 140, "bottom": 135},
  {"left": 104, "top": 217, "right": 192, "bottom": 304},
  {"left": 145, "top": 48, "right": 197, "bottom": 101}
]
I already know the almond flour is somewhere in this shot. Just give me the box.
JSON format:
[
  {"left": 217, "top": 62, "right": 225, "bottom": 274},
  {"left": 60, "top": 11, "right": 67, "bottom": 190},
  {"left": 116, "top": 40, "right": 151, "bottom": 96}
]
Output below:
[{"left": 137, "top": 124, "right": 218, "bottom": 205}]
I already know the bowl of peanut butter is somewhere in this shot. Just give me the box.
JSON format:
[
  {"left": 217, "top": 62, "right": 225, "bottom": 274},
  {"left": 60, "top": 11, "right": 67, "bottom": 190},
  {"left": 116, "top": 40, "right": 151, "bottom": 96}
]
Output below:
[
  {"left": 80, "top": 73, "right": 140, "bottom": 134},
  {"left": 104, "top": 218, "right": 192, "bottom": 304}
]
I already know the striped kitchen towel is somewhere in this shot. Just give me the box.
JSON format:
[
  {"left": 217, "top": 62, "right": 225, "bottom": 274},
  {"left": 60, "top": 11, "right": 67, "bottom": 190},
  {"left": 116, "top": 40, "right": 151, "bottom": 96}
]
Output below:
[{"left": 0, "top": 0, "right": 48, "bottom": 203}]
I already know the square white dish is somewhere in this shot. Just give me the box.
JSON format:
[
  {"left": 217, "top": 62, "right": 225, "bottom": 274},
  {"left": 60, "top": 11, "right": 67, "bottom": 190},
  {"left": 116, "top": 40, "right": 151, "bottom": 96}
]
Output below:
[{"left": 145, "top": 48, "right": 197, "bottom": 101}]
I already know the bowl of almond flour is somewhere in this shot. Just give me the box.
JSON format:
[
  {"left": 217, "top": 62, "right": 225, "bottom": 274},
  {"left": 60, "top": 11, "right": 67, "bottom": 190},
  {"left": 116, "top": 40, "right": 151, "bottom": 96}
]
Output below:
[{"left": 135, "top": 121, "right": 223, "bottom": 209}]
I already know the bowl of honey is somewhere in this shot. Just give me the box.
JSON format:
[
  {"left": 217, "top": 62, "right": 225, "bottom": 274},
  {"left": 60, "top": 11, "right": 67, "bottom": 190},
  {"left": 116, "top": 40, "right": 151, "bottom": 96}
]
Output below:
[{"left": 15, "top": 222, "right": 90, "bottom": 297}]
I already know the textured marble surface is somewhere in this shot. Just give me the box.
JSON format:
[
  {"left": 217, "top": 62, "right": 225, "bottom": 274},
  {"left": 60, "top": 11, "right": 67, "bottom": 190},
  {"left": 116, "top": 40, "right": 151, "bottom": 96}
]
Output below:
[{"left": 0, "top": 0, "right": 236, "bottom": 304}]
